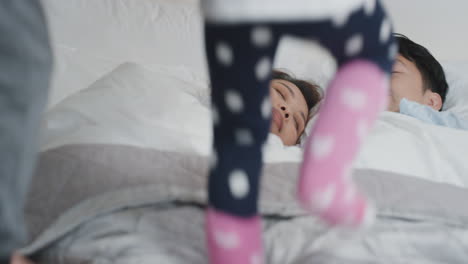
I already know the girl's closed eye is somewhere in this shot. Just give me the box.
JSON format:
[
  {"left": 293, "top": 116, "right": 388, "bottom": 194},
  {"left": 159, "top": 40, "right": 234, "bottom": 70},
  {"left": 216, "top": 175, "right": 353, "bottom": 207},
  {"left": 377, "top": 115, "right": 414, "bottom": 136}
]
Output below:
[{"left": 275, "top": 88, "right": 285, "bottom": 100}]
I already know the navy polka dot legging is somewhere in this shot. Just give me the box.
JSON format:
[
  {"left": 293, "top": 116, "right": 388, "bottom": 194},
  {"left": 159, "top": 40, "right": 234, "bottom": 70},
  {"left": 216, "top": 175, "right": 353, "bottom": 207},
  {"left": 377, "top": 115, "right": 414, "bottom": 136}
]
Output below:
[{"left": 203, "top": 1, "right": 396, "bottom": 263}]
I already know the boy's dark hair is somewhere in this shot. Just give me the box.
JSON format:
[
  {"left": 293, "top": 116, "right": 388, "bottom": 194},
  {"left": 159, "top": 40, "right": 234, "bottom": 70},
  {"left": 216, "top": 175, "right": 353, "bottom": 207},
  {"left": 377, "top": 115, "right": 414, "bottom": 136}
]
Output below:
[
  {"left": 394, "top": 33, "right": 448, "bottom": 110},
  {"left": 271, "top": 70, "right": 322, "bottom": 113}
]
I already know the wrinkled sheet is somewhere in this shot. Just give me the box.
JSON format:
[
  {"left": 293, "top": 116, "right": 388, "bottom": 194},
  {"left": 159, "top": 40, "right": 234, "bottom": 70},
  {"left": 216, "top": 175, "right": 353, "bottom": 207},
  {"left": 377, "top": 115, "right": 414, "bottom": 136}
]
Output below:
[
  {"left": 21, "top": 144, "right": 468, "bottom": 263},
  {"left": 36, "top": 205, "right": 468, "bottom": 264}
]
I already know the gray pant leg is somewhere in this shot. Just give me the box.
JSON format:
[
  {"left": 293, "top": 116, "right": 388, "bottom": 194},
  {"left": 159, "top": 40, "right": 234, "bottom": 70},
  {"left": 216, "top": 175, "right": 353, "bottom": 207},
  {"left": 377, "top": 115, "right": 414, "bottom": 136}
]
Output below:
[{"left": 0, "top": 0, "right": 52, "bottom": 261}]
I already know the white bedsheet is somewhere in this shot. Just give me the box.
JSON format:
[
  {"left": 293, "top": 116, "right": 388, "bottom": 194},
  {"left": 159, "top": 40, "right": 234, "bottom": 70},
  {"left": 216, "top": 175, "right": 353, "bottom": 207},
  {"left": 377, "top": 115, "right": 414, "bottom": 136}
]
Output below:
[
  {"left": 355, "top": 112, "right": 468, "bottom": 187},
  {"left": 40, "top": 63, "right": 468, "bottom": 188}
]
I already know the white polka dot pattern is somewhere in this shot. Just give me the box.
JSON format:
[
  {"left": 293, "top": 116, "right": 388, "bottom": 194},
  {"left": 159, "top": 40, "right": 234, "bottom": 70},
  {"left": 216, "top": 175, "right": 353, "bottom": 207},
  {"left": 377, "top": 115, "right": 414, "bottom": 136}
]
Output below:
[
  {"left": 332, "top": 11, "right": 350, "bottom": 28},
  {"left": 364, "top": 0, "right": 376, "bottom": 16},
  {"left": 216, "top": 42, "right": 234, "bottom": 66},
  {"left": 379, "top": 19, "right": 391, "bottom": 43},
  {"left": 311, "top": 183, "right": 336, "bottom": 211},
  {"left": 251, "top": 26, "right": 272, "bottom": 48},
  {"left": 235, "top": 128, "right": 254, "bottom": 146},
  {"left": 225, "top": 90, "right": 244, "bottom": 113},
  {"left": 341, "top": 88, "right": 367, "bottom": 110},
  {"left": 311, "top": 135, "right": 335, "bottom": 160},
  {"left": 345, "top": 34, "right": 364, "bottom": 57},
  {"left": 229, "top": 169, "right": 250, "bottom": 199},
  {"left": 255, "top": 57, "right": 271, "bottom": 81},
  {"left": 214, "top": 230, "right": 240, "bottom": 249},
  {"left": 204, "top": 6, "right": 392, "bottom": 234}
]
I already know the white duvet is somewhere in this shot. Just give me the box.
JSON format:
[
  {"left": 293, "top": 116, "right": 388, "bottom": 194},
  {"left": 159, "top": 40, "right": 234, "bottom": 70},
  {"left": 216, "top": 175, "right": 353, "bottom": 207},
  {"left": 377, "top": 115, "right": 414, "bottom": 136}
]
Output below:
[
  {"left": 41, "top": 62, "right": 468, "bottom": 189},
  {"left": 40, "top": 0, "right": 468, "bottom": 189}
]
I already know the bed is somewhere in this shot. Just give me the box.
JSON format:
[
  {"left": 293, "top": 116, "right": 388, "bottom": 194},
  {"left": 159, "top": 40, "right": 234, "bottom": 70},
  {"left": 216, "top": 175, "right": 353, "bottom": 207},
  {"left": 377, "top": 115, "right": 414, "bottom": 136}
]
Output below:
[{"left": 19, "top": 0, "right": 468, "bottom": 263}]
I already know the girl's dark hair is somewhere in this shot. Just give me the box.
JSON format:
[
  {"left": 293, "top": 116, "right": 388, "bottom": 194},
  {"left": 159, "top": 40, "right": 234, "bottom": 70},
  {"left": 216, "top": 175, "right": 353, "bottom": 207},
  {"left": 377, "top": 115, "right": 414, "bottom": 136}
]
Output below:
[
  {"left": 394, "top": 33, "right": 448, "bottom": 110},
  {"left": 271, "top": 70, "right": 322, "bottom": 113}
]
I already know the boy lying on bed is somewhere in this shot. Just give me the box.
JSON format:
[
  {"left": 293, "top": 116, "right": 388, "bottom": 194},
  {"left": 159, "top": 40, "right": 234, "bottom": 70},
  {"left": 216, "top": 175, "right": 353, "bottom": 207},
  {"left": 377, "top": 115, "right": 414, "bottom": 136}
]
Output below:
[
  {"left": 274, "top": 32, "right": 466, "bottom": 150},
  {"left": 267, "top": 32, "right": 467, "bottom": 149},
  {"left": 386, "top": 34, "right": 468, "bottom": 130}
]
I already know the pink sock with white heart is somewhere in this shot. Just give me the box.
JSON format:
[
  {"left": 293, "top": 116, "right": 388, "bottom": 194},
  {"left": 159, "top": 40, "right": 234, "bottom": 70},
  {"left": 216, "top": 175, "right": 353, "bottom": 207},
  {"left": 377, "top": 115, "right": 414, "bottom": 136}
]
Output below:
[
  {"left": 298, "top": 60, "right": 388, "bottom": 227},
  {"left": 206, "top": 208, "right": 264, "bottom": 264}
]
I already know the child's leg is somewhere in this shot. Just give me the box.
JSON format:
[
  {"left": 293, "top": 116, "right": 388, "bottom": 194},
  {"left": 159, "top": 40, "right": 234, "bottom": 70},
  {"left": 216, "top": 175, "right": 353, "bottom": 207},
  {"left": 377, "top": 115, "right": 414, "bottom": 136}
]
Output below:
[
  {"left": 203, "top": 1, "right": 396, "bottom": 263},
  {"left": 204, "top": 24, "right": 278, "bottom": 264},
  {"left": 298, "top": 0, "right": 396, "bottom": 227},
  {"left": 298, "top": 59, "right": 389, "bottom": 226}
]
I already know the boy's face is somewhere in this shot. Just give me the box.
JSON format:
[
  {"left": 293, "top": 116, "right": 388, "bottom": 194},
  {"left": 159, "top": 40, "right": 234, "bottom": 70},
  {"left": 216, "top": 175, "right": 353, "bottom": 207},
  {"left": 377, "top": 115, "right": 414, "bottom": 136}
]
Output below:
[
  {"left": 388, "top": 54, "right": 425, "bottom": 112},
  {"left": 387, "top": 54, "right": 442, "bottom": 112}
]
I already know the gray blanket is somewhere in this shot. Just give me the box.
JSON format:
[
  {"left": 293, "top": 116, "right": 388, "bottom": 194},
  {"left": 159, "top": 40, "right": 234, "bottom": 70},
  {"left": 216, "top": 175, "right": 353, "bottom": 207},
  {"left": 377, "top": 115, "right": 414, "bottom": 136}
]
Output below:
[{"left": 20, "top": 144, "right": 468, "bottom": 263}]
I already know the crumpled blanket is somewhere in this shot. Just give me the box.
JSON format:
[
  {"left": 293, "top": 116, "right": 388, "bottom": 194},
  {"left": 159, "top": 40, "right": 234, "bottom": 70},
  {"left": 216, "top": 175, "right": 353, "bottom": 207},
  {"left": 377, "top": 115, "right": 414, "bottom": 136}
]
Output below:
[{"left": 20, "top": 144, "right": 468, "bottom": 263}]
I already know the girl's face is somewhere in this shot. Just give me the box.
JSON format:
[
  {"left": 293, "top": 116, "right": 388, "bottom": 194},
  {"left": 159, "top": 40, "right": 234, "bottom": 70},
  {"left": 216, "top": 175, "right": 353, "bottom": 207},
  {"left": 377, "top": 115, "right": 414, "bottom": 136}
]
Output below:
[{"left": 269, "top": 79, "right": 309, "bottom": 146}]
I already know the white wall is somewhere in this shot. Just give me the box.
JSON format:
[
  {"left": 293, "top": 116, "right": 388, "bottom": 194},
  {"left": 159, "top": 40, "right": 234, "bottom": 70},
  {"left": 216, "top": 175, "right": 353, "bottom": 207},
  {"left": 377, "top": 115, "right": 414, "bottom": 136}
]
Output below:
[{"left": 383, "top": 0, "right": 468, "bottom": 62}]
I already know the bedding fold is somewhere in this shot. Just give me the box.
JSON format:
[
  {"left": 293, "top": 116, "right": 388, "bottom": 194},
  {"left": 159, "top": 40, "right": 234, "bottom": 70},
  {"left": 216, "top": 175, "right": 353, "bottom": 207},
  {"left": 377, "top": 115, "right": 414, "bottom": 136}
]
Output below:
[{"left": 21, "top": 144, "right": 468, "bottom": 255}]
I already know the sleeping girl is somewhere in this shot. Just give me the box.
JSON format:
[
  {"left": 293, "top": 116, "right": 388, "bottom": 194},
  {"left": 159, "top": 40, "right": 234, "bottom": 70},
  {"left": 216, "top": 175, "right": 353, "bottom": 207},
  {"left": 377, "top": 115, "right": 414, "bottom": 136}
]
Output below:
[{"left": 268, "top": 70, "right": 322, "bottom": 146}]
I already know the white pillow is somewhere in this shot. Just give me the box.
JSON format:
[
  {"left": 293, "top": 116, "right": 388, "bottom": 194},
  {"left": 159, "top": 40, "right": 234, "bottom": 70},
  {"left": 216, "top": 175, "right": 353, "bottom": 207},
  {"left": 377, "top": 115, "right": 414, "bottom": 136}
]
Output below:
[
  {"left": 48, "top": 46, "right": 119, "bottom": 108},
  {"left": 442, "top": 62, "right": 468, "bottom": 120},
  {"left": 42, "top": 62, "right": 212, "bottom": 155}
]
